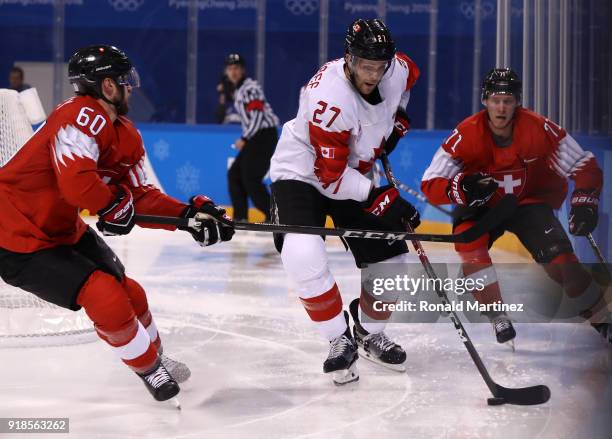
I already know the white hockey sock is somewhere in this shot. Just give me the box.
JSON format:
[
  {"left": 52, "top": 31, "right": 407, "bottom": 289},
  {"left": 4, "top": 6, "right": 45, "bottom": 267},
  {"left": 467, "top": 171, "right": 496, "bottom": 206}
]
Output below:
[
  {"left": 315, "top": 312, "right": 348, "bottom": 341},
  {"left": 359, "top": 307, "right": 387, "bottom": 334}
]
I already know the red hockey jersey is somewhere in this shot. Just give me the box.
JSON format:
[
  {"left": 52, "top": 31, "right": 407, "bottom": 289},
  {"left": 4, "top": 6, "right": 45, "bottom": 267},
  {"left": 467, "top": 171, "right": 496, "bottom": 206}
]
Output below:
[
  {"left": 0, "top": 95, "right": 185, "bottom": 253},
  {"left": 421, "top": 108, "right": 602, "bottom": 208}
]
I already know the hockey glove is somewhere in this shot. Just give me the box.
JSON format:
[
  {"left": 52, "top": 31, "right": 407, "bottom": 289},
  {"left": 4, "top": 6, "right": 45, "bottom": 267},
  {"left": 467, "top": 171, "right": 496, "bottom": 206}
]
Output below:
[
  {"left": 363, "top": 185, "right": 421, "bottom": 230},
  {"left": 447, "top": 172, "right": 498, "bottom": 207},
  {"left": 569, "top": 190, "right": 599, "bottom": 236},
  {"left": 179, "top": 195, "right": 235, "bottom": 246},
  {"left": 384, "top": 108, "right": 411, "bottom": 156},
  {"left": 96, "top": 184, "right": 135, "bottom": 236}
]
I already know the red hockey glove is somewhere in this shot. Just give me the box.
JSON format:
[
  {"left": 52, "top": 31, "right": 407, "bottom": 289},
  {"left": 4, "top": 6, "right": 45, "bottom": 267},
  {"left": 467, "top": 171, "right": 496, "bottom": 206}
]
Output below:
[
  {"left": 447, "top": 172, "right": 498, "bottom": 207},
  {"left": 180, "top": 195, "right": 235, "bottom": 246},
  {"left": 363, "top": 185, "right": 421, "bottom": 230},
  {"left": 96, "top": 184, "right": 135, "bottom": 236},
  {"left": 384, "top": 108, "right": 411, "bottom": 156},
  {"left": 569, "top": 190, "right": 599, "bottom": 236}
]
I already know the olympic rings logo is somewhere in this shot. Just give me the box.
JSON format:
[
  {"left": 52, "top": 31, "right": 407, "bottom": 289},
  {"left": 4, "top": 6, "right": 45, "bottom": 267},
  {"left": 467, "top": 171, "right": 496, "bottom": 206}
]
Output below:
[
  {"left": 284, "top": 0, "right": 318, "bottom": 15},
  {"left": 459, "top": 1, "right": 494, "bottom": 19},
  {"left": 108, "top": 0, "right": 144, "bottom": 12}
]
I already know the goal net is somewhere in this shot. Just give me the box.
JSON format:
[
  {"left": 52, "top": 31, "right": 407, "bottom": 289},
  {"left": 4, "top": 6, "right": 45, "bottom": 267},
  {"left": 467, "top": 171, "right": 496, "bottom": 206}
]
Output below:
[
  {"left": 0, "top": 89, "right": 34, "bottom": 167},
  {"left": 0, "top": 88, "right": 95, "bottom": 347}
]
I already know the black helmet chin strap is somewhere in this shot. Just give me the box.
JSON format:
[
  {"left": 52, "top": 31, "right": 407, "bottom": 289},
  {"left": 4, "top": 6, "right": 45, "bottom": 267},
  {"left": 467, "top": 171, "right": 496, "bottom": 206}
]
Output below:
[{"left": 345, "top": 55, "right": 359, "bottom": 90}]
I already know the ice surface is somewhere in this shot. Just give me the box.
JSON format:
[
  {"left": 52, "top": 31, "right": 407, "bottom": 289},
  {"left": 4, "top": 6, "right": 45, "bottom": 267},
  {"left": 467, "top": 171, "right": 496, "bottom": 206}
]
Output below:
[{"left": 1, "top": 226, "right": 610, "bottom": 438}]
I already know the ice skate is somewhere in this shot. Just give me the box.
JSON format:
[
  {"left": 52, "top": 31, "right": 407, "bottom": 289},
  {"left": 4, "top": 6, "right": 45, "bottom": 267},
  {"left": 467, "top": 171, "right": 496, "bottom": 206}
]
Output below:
[
  {"left": 486, "top": 311, "right": 516, "bottom": 351},
  {"left": 592, "top": 323, "right": 612, "bottom": 345},
  {"left": 138, "top": 359, "right": 180, "bottom": 405},
  {"left": 160, "top": 353, "right": 191, "bottom": 383},
  {"left": 349, "top": 299, "right": 406, "bottom": 372},
  {"left": 323, "top": 311, "right": 359, "bottom": 385}
]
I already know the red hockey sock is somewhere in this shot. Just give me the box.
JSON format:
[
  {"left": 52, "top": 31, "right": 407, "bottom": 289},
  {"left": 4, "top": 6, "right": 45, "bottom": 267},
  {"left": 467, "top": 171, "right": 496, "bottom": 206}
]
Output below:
[
  {"left": 546, "top": 253, "right": 593, "bottom": 298},
  {"left": 77, "top": 271, "right": 158, "bottom": 374},
  {"left": 122, "top": 276, "right": 161, "bottom": 350},
  {"left": 300, "top": 283, "right": 343, "bottom": 322},
  {"left": 455, "top": 223, "right": 502, "bottom": 305},
  {"left": 360, "top": 287, "right": 393, "bottom": 321}
]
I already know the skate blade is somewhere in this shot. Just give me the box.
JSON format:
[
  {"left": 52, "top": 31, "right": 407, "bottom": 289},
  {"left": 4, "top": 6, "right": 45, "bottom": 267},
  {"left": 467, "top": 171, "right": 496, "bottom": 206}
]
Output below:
[
  {"left": 168, "top": 397, "right": 182, "bottom": 410},
  {"left": 358, "top": 347, "right": 406, "bottom": 373},
  {"left": 330, "top": 362, "right": 359, "bottom": 386},
  {"left": 505, "top": 339, "right": 516, "bottom": 352}
]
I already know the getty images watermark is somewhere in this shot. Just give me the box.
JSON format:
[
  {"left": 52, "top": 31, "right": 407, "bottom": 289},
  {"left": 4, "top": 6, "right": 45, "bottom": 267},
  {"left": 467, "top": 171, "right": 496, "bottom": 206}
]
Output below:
[
  {"left": 369, "top": 273, "right": 524, "bottom": 314},
  {"left": 360, "top": 262, "right": 611, "bottom": 324}
]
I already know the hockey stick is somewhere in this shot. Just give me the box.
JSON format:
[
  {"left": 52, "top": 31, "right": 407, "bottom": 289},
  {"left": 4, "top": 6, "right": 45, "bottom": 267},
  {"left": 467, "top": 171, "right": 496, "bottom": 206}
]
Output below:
[
  {"left": 587, "top": 233, "right": 607, "bottom": 264},
  {"left": 374, "top": 162, "right": 452, "bottom": 216},
  {"left": 134, "top": 198, "right": 516, "bottom": 244},
  {"left": 380, "top": 153, "right": 550, "bottom": 406},
  {"left": 585, "top": 233, "right": 611, "bottom": 287}
]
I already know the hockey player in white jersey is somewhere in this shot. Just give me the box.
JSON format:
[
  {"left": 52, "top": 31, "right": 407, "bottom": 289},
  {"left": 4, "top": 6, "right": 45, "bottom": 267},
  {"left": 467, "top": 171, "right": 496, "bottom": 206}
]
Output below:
[{"left": 269, "top": 19, "right": 421, "bottom": 384}]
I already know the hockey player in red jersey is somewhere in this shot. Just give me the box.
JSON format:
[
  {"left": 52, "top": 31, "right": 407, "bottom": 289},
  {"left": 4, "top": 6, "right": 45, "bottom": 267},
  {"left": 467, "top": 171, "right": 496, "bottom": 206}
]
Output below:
[
  {"left": 0, "top": 45, "right": 234, "bottom": 402},
  {"left": 269, "top": 19, "right": 421, "bottom": 384},
  {"left": 421, "top": 68, "right": 609, "bottom": 346}
]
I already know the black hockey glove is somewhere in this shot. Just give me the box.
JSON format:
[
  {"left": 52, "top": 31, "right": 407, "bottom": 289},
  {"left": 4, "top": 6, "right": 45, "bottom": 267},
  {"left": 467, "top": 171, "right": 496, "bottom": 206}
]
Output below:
[
  {"left": 363, "top": 185, "right": 421, "bottom": 230},
  {"left": 569, "top": 190, "right": 599, "bottom": 236},
  {"left": 96, "top": 184, "right": 135, "bottom": 236},
  {"left": 447, "top": 172, "right": 498, "bottom": 207},
  {"left": 384, "top": 108, "right": 411, "bottom": 156},
  {"left": 179, "top": 195, "right": 235, "bottom": 246}
]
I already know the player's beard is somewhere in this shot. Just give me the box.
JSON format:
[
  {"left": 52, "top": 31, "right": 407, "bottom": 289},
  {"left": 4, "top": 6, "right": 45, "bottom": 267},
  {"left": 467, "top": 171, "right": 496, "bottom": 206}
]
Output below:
[
  {"left": 116, "top": 100, "right": 129, "bottom": 115},
  {"left": 114, "top": 85, "right": 130, "bottom": 115}
]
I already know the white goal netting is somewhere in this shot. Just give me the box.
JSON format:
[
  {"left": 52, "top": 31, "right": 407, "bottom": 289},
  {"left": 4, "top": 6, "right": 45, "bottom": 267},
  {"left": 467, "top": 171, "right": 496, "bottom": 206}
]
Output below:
[
  {"left": 0, "top": 283, "right": 96, "bottom": 348},
  {"left": 0, "top": 89, "right": 33, "bottom": 167},
  {"left": 0, "top": 88, "right": 95, "bottom": 347}
]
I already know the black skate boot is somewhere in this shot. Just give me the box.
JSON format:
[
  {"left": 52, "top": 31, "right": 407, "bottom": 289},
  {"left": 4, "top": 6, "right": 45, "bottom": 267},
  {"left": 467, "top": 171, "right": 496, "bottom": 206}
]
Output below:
[
  {"left": 138, "top": 359, "right": 180, "bottom": 402},
  {"left": 349, "top": 299, "right": 406, "bottom": 372},
  {"left": 323, "top": 311, "right": 359, "bottom": 385},
  {"left": 592, "top": 323, "right": 612, "bottom": 345},
  {"left": 160, "top": 352, "right": 191, "bottom": 384},
  {"left": 485, "top": 311, "right": 516, "bottom": 350}
]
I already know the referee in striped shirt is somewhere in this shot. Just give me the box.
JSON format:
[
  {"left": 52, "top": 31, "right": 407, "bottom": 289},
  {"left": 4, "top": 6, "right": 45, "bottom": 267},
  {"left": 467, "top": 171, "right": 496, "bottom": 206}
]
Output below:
[{"left": 226, "top": 53, "right": 279, "bottom": 222}]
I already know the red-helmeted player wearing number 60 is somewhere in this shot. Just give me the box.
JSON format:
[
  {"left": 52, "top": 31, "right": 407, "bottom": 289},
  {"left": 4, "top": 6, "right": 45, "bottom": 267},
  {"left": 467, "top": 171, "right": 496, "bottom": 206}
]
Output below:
[
  {"left": 270, "top": 19, "right": 421, "bottom": 384},
  {"left": 421, "top": 68, "right": 610, "bottom": 346},
  {"left": 0, "top": 45, "right": 234, "bottom": 403}
]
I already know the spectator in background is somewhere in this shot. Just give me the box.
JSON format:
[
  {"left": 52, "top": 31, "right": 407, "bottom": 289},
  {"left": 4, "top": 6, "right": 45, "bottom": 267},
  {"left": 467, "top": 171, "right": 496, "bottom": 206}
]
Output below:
[
  {"left": 226, "top": 53, "right": 279, "bottom": 222},
  {"left": 214, "top": 73, "right": 240, "bottom": 124},
  {"left": 8, "top": 66, "right": 31, "bottom": 92}
]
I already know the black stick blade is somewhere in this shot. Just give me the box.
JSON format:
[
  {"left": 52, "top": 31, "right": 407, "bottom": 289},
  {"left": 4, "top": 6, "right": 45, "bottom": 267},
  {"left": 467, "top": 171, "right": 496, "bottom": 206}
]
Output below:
[
  {"left": 494, "top": 384, "right": 551, "bottom": 406},
  {"left": 487, "top": 397, "right": 506, "bottom": 406}
]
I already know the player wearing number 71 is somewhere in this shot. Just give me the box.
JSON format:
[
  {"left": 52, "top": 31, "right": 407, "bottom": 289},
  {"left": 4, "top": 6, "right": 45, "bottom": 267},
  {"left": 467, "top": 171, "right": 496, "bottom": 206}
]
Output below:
[
  {"left": 269, "top": 19, "right": 421, "bottom": 384},
  {"left": 421, "top": 68, "right": 610, "bottom": 347},
  {"left": 0, "top": 45, "right": 234, "bottom": 404}
]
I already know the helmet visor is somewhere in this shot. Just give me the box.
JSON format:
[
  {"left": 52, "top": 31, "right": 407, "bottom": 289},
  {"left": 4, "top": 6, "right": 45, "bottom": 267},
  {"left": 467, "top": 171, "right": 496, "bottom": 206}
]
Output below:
[
  {"left": 351, "top": 56, "right": 395, "bottom": 80},
  {"left": 116, "top": 67, "right": 140, "bottom": 88}
]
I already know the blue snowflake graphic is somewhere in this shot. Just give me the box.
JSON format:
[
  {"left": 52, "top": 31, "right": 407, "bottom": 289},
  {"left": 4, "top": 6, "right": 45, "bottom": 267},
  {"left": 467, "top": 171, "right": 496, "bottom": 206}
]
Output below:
[
  {"left": 176, "top": 162, "right": 200, "bottom": 196},
  {"left": 153, "top": 139, "right": 170, "bottom": 161}
]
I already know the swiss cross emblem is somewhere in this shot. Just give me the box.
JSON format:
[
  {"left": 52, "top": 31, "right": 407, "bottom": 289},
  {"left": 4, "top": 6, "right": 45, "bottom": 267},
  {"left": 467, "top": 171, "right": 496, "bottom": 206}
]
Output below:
[{"left": 491, "top": 168, "right": 526, "bottom": 197}]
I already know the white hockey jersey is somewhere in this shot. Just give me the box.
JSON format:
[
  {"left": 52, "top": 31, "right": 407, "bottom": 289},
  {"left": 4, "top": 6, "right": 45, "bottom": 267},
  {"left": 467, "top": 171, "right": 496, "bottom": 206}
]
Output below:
[{"left": 269, "top": 53, "right": 419, "bottom": 202}]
